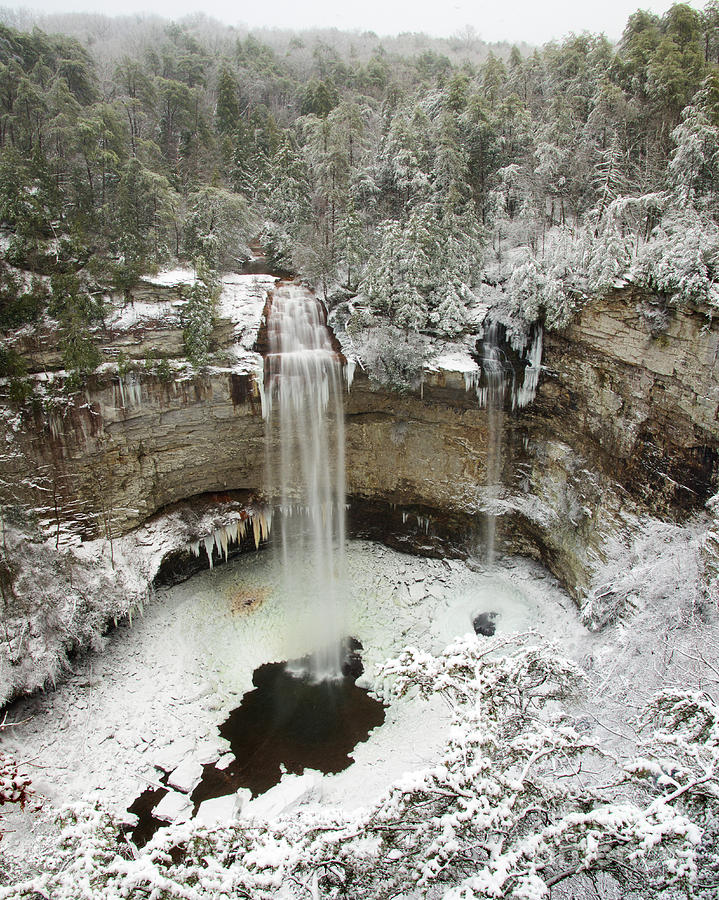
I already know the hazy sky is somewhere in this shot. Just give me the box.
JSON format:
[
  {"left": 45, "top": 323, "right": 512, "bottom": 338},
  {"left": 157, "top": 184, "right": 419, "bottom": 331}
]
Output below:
[{"left": 3, "top": 0, "right": 708, "bottom": 45}]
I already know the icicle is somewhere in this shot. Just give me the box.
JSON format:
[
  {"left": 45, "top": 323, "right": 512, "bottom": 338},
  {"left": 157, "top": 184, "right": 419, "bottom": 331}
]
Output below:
[
  {"left": 345, "top": 358, "right": 356, "bottom": 391},
  {"left": 49, "top": 413, "right": 63, "bottom": 440},
  {"left": 515, "top": 327, "right": 543, "bottom": 409},
  {"left": 128, "top": 374, "right": 142, "bottom": 408},
  {"left": 257, "top": 375, "right": 267, "bottom": 419},
  {"left": 115, "top": 373, "right": 143, "bottom": 411},
  {"left": 258, "top": 507, "right": 271, "bottom": 540},
  {"left": 203, "top": 533, "right": 215, "bottom": 568},
  {"left": 402, "top": 511, "right": 408, "bottom": 524},
  {"left": 189, "top": 540, "right": 200, "bottom": 557},
  {"left": 463, "top": 370, "right": 480, "bottom": 394},
  {"left": 252, "top": 514, "right": 261, "bottom": 549}
]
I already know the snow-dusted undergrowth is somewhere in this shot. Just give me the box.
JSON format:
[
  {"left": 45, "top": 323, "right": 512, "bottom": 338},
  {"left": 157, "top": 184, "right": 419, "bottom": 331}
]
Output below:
[
  {"left": 0, "top": 498, "right": 272, "bottom": 705},
  {"left": 4, "top": 633, "right": 717, "bottom": 900}
]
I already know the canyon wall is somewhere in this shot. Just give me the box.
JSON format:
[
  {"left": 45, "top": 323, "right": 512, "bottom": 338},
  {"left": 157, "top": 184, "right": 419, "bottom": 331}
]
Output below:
[{"left": 2, "top": 286, "right": 718, "bottom": 603}]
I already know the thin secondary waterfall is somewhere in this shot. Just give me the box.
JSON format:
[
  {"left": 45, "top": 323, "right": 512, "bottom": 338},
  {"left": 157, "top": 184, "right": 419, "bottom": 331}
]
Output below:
[
  {"left": 470, "top": 322, "right": 543, "bottom": 564},
  {"left": 264, "top": 283, "right": 347, "bottom": 679}
]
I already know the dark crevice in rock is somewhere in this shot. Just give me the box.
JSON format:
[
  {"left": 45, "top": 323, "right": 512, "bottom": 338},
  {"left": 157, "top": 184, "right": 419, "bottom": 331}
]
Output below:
[
  {"left": 152, "top": 538, "right": 268, "bottom": 589},
  {"left": 147, "top": 490, "right": 270, "bottom": 588},
  {"left": 347, "top": 496, "right": 475, "bottom": 559}
]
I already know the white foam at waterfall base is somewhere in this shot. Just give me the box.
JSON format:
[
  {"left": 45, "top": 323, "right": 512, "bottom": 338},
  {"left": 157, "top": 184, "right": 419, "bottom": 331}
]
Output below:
[{"left": 264, "top": 284, "right": 347, "bottom": 679}]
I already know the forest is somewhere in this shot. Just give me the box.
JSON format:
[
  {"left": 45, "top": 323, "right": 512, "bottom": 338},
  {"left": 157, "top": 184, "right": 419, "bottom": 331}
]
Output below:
[
  {"left": 3, "top": 6, "right": 719, "bottom": 900},
  {"left": 1, "top": 2, "right": 719, "bottom": 395}
]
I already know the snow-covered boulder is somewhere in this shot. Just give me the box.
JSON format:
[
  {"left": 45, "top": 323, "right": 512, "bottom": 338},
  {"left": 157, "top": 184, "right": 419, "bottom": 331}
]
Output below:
[
  {"left": 153, "top": 789, "right": 193, "bottom": 823},
  {"left": 243, "top": 771, "right": 322, "bottom": 820},
  {"left": 195, "top": 793, "right": 242, "bottom": 827},
  {"left": 153, "top": 739, "right": 196, "bottom": 773},
  {"left": 216, "top": 753, "right": 235, "bottom": 770},
  {"left": 168, "top": 757, "right": 203, "bottom": 794}
]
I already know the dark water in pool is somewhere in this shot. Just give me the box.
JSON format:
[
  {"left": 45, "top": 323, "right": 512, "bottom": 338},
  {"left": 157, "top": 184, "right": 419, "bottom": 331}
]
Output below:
[
  {"left": 125, "top": 777, "right": 169, "bottom": 847},
  {"left": 192, "top": 657, "right": 386, "bottom": 804},
  {"left": 126, "top": 642, "right": 385, "bottom": 846}
]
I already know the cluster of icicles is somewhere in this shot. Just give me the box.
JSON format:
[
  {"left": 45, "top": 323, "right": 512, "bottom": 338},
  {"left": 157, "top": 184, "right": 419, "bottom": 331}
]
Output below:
[
  {"left": 114, "top": 373, "right": 143, "bottom": 411},
  {"left": 463, "top": 325, "right": 543, "bottom": 411},
  {"left": 188, "top": 508, "right": 272, "bottom": 568},
  {"left": 401, "top": 511, "right": 432, "bottom": 534}
]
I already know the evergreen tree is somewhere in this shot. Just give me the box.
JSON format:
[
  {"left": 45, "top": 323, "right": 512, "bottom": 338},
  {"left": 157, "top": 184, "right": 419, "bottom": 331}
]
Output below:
[
  {"left": 183, "top": 187, "right": 253, "bottom": 270},
  {"left": 214, "top": 64, "right": 240, "bottom": 136}
]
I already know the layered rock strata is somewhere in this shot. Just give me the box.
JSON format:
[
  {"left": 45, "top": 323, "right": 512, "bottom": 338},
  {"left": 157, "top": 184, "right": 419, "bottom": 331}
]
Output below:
[{"left": 1, "top": 279, "right": 718, "bottom": 697}]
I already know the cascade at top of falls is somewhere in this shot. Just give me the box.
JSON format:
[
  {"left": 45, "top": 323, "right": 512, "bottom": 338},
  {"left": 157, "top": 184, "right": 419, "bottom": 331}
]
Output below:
[
  {"left": 264, "top": 288, "right": 340, "bottom": 420},
  {"left": 263, "top": 283, "right": 347, "bottom": 680}
]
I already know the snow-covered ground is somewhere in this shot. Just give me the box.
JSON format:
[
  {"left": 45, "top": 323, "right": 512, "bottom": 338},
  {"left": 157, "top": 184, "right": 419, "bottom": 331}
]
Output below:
[
  {"left": 141, "top": 269, "right": 198, "bottom": 288},
  {"left": 1, "top": 541, "right": 586, "bottom": 870},
  {"left": 4, "top": 520, "right": 716, "bottom": 886}
]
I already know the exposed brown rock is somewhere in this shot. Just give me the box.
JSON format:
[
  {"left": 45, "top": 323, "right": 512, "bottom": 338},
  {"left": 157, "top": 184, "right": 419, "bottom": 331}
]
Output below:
[{"left": 2, "top": 288, "right": 718, "bottom": 604}]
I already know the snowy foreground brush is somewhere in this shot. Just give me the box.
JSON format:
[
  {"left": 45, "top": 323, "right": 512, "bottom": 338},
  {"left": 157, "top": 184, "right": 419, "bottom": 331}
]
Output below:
[{"left": 2, "top": 634, "right": 717, "bottom": 900}]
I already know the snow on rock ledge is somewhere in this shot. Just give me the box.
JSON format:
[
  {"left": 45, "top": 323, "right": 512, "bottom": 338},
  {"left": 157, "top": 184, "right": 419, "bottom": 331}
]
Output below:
[{"left": 142, "top": 269, "right": 197, "bottom": 288}]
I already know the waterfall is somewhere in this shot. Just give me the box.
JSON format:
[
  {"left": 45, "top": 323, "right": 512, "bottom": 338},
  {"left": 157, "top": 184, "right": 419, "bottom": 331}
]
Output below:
[
  {"left": 470, "top": 322, "right": 542, "bottom": 563},
  {"left": 264, "top": 283, "right": 346, "bottom": 679},
  {"left": 482, "top": 323, "right": 508, "bottom": 565}
]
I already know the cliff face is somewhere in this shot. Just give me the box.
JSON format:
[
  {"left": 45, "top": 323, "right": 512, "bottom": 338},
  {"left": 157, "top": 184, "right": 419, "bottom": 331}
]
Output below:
[
  {"left": 2, "top": 286, "right": 718, "bottom": 602},
  {"left": 546, "top": 291, "right": 719, "bottom": 510},
  {"left": 341, "top": 293, "right": 719, "bottom": 594},
  {"left": 2, "top": 280, "right": 718, "bottom": 699},
  {"left": 5, "top": 372, "right": 267, "bottom": 537},
  {"left": 517, "top": 292, "right": 719, "bottom": 594}
]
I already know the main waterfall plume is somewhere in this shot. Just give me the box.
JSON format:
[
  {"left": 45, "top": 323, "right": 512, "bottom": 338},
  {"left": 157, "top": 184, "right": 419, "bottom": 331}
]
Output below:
[
  {"left": 264, "top": 283, "right": 347, "bottom": 679},
  {"left": 481, "top": 322, "right": 506, "bottom": 565}
]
